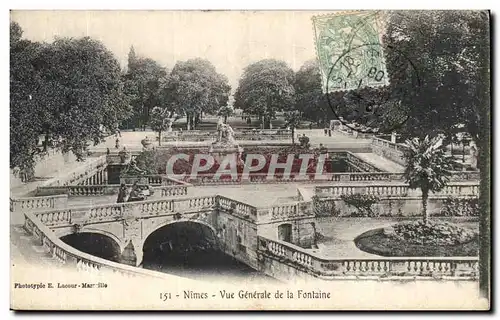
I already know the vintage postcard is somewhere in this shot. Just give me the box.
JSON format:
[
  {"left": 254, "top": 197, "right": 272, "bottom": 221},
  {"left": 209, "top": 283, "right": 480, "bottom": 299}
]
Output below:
[{"left": 9, "top": 10, "right": 491, "bottom": 310}]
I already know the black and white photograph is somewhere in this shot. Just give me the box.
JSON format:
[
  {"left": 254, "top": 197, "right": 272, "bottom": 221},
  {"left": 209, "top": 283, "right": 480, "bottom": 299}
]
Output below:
[{"left": 9, "top": 9, "right": 491, "bottom": 310}]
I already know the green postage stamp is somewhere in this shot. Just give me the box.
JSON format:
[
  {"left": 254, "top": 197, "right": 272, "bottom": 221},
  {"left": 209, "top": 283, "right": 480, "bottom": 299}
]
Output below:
[{"left": 312, "top": 11, "right": 390, "bottom": 93}]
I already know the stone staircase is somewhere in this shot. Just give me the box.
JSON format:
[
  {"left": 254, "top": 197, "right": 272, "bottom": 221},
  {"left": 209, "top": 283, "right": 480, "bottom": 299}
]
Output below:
[{"left": 10, "top": 225, "right": 59, "bottom": 268}]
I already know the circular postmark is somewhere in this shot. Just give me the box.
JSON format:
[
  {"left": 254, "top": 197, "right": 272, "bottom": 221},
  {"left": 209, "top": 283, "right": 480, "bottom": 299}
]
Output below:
[
  {"left": 312, "top": 10, "right": 422, "bottom": 135},
  {"left": 326, "top": 43, "right": 421, "bottom": 134}
]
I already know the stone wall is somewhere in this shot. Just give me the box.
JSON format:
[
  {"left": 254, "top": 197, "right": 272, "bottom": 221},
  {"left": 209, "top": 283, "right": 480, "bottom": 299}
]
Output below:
[
  {"left": 215, "top": 211, "right": 259, "bottom": 269},
  {"left": 322, "top": 196, "right": 476, "bottom": 217}
]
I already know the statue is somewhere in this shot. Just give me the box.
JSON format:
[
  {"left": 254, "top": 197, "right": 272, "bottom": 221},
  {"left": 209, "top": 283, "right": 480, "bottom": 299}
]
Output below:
[
  {"left": 215, "top": 117, "right": 236, "bottom": 146},
  {"left": 469, "top": 142, "right": 478, "bottom": 170},
  {"left": 165, "top": 118, "right": 173, "bottom": 132},
  {"left": 141, "top": 136, "right": 152, "bottom": 149}
]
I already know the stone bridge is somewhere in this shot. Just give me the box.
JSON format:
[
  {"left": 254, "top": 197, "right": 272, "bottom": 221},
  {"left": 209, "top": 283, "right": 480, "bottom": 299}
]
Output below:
[{"left": 26, "top": 195, "right": 315, "bottom": 272}]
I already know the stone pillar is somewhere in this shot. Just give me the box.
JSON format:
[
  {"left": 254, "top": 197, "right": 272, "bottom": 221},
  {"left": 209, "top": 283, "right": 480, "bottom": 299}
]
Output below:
[{"left": 391, "top": 132, "right": 397, "bottom": 143}]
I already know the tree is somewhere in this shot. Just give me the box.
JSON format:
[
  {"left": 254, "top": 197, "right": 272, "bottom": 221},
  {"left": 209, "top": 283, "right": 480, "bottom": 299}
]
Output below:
[
  {"left": 10, "top": 22, "right": 45, "bottom": 180},
  {"left": 235, "top": 59, "right": 295, "bottom": 129},
  {"left": 160, "top": 58, "right": 230, "bottom": 130},
  {"left": 383, "top": 12, "right": 490, "bottom": 296},
  {"left": 124, "top": 46, "right": 167, "bottom": 130},
  {"left": 149, "top": 106, "right": 172, "bottom": 146},
  {"left": 31, "top": 37, "right": 131, "bottom": 160},
  {"left": 218, "top": 105, "right": 234, "bottom": 124},
  {"left": 403, "top": 136, "right": 455, "bottom": 224},
  {"left": 284, "top": 110, "right": 302, "bottom": 145},
  {"left": 383, "top": 11, "right": 489, "bottom": 151},
  {"left": 294, "top": 60, "right": 331, "bottom": 124}
]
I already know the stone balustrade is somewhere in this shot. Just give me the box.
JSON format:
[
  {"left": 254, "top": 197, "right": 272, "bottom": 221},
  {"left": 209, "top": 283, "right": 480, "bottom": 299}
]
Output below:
[
  {"left": 34, "top": 208, "right": 73, "bottom": 227},
  {"left": 217, "top": 196, "right": 258, "bottom": 220},
  {"left": 258, "top": 236, "right": 479, "bottom": 279},
  {"left": 160, "top": 185, "right": 189, "bottom": 197},
  {"left": 315, "top": 182, "right": 480, "bottom": 199},
  {"left": 23, "top": 211, "right": 175, "bottom": 280},
  {"left": 10, "top": 194, "right": 68, "bottom": 212},
  {"left": 159, "top": 129, "right": 293, "bottom": 142}
]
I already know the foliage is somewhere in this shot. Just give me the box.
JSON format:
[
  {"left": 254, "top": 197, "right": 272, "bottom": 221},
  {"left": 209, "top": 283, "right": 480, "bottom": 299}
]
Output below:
[
  {"left": 123, "top": 47, "right": 167, "bottom": 129},
  {"left": 312, "top": 197, "right": 341, "bottom": 217},
  {"left": 30, "top": 37, "right": 132, "bottom": 160},
  {"left": 160, "top": 58, "right": 231, "bottom": 130},
  {"left": 284, "top": 110, "right": 301, "bottom": 144},
  {"left": 218, "top": 105, "right": 234, "bottom": 123},
  {"left": 10, "top": 22, "right": 131, "bottom": 179},
  {"left": 355, "top": 224, "right": 479, "bottom": 257},
  {"left": 149, "top": 106, "right": 173, "bottom": 145},
  {"left": 383, "top": 11, "right": 489, "bottom": 147},
  {"left": 10, "top": 22, "right": 43, "bottom": 180},
  {"left": 340, "top": 194, "right": 380, "bottom": 217},
  {"left": 439, "top": 197, "right": 479, "bottom": 217},
  {"left": 294, "top": 60, "right": 332, "bottom": 124},
  {"left": 234, "top": 59, "right": 295, "bottom": 128},
  {"left": 385, "top": 221, "right": 477, "bottom": 246},
  {"left": 403, "top": 135, "right": 455, "bottom": 222}
]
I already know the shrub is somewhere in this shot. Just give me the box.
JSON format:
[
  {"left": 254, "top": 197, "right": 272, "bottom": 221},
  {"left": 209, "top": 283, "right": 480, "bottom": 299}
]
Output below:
[
  {"left": 312, "top": 196, "right": 340, "bottom": 217},
  {"left": 439, "top": 197, "right": 479, "bottom": 217},
  {"left": 340, "top": 194, "right": 380, "bottom": 217},
  {"left": 385, "top": 220, "right": 477, "bottom": 246}
]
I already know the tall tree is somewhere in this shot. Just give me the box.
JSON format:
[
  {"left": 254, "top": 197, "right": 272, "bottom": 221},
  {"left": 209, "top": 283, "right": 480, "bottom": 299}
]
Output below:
[
  {"left": 10, "top": 22, "right": 43, "bottom": 180},
  {"left": 31, "top": 36, "right": 131, "bottom": 159},
  {"left": 294, "top": 60, "right": 331, "bottom": 124},
  {"left": 383, "top": 11, "right": 490, "bottom": 297},
  {"left": 234, "top": 59, "right": 295, "bottom": 129},
  {"left": 160, "top": 58, "right": 230, "bottom": 130},
  {"left": 124, "top": 46, "right": 167, "bottom": 130}
]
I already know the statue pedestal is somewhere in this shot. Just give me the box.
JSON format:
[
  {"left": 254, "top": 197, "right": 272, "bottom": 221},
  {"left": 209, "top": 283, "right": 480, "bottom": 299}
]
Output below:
[{"left": 209, "top": 143, "right": 244, "bottom": 162}]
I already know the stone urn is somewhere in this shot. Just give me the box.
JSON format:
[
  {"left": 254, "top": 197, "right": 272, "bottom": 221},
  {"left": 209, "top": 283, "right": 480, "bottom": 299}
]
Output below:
[{"left": 141, "top": 136, "right": 152, "bottom": 149}]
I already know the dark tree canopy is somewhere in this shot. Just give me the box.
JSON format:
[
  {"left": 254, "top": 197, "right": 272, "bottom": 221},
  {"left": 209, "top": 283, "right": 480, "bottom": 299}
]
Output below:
[
  {"left": 383, "top": 10, "right": 490, "bottom": 144},
  {"left": 32, "top": 37, "right": 132, "bottom": 157},
  {"left": 10, "top": 23, "right": 132, "bottom": 178},
  {"left": 124, "top": 46, "right": 167, "bottom": 129},
  {"left": 234, "top": 59, "right": 295, "bottom": 128},
  {"left": 160, "top": 58, "right": 230, "bottom": 130},
  {"left": 294, "top": 60, "right": 332, "bottom": 124}
]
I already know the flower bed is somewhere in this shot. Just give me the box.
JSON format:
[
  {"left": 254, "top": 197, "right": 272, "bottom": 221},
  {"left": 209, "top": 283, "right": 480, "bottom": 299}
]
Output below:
[{"left": 354, "top": 221, "right": 479, "bottom": 257}]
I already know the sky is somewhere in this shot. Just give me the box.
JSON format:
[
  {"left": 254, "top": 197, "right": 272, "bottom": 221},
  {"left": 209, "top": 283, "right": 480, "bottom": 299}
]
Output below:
[{"left": 11, "top": 10, "right": 331, "bottom": 89}]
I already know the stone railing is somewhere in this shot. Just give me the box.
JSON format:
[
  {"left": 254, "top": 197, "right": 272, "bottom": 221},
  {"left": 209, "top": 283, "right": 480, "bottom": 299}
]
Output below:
[
  {"left": 257, "top": 201, "right": 313, "bottom": 223},
  {"left": 140, "top": 196, "right": 217, "bottom": 217},
  {"left": 159, "top": 185, "right": 189, "bottom": 197},
  {"left": 63, "top": 156, "right": 108, "bottom": 186},
  {"left": 10, "top": 194, "right": 68, "bottom": 212},
  {"left": 315, "top": 182, "right": 480, "bottom": 199},
  {"left": 217, "top": 196, "right": 258, "bottom": 221},
  {"left": 159, "top": 129, "right": 293, "bottom": 142},
  {"left": 371, "top": 136, "right": 407, "bottom": 165},
  {"left": 120, "top": 175, "right": 191, "bottom": 186},
  {"left": 336, "top": 127, "right": 375, "bottom": 139},
  {"left": 23, "top": 211, "right": 176, "bottom": 281},
  {"left": 31, "top": 195, "right": 219, "bottom": 226},
  {"left": 258, "top": 236, "right": 479, "bottom": 279}
]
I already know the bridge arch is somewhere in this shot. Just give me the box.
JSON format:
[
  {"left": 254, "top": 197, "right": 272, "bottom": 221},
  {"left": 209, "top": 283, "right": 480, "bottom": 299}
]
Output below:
[
  {"left": 57, "top": 227, "right": 124, "bottom": 252},
  {"left": 59, "top": 230, "right": 123, "bottom": 263},
  {"left": 141, "top": 219, "right": 220, "bottom": 269},
  {"left": 142, "top": 219, "right": 218, "bottom": 246}
]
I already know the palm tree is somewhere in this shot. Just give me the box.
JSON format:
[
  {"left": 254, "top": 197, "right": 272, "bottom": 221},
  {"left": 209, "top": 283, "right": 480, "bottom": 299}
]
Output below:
[{"left": 403, "top": 135, "right": 455, "bottom": 224}]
